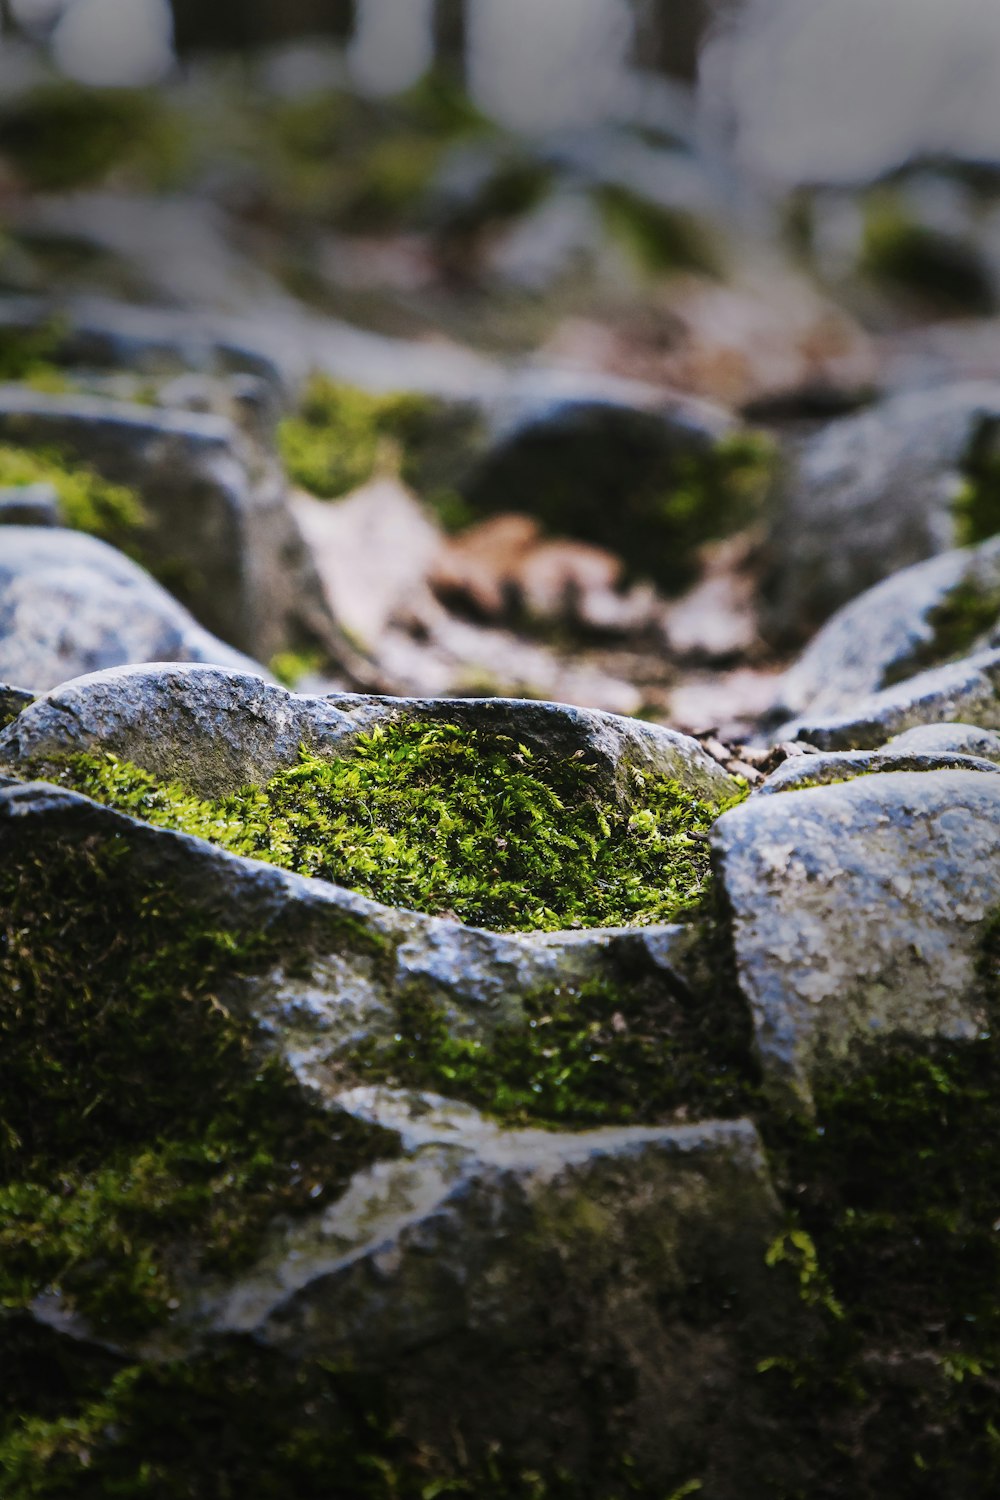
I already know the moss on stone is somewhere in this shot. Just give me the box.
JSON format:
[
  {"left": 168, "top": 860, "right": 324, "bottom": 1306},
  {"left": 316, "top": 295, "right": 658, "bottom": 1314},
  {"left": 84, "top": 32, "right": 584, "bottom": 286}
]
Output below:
[
  {"left": 0, "top": 84, "right": 188, "bottom": 193},
  {"left": 354, "top": 931, "right": 760, "bottom": 1129},
  {"left": 48, "top": 721, "right": 743, "bottom": 934},
  {"left": 596, "top": 184, "right": 721, "bottom": 277},
  {"left": 0, "top": 444, "right": 146, "bottom": 550},
  {"left": 954, "top": 419, "right": 1000, "bottom": 547},
  {"left": 0, "top": 837, "right": 395, "bottom": 1338},
  {"left": 861, "top": 194, "right": 994, "bottom": 315},
  {"left": 750, "top": 910, "right": 1000, "bottom": 1497}
]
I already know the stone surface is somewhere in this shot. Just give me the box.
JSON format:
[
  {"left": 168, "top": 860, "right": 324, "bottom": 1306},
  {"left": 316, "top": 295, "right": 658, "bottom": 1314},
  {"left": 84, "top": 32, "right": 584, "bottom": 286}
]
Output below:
[
  {"left": 781, "top": 646, "right": 1000, "bottom": 750},
  {"left": 762, "top": 382, "right": 1000, "bottom": 640},
  {"left": 758, "top": 744, "right": 1000, "bottom": 795},
  {"left": 774, "top": 535, "right": 1000, "bottom": 722},
  {"left": 712, "top": 770, "right": 1000, "bottom": 1106},
  {"left": 0, "top": 529, "right": 266, "bottom": 693},
  {"left": 0, "top": 385, "right": 332, "bottom": 663},
  {"left": 0, "top": 776, "right": 790, "bottom": 1482},
  {"left": 0, "top": 679, "right": 33, "bottom": 726},
  {"left": 0, "top": 661, "right": 739, "bottom": 802}
]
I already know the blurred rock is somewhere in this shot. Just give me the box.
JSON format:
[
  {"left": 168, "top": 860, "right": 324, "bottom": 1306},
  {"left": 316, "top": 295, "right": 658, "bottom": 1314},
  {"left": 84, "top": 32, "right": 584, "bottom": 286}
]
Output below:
[
  {"left": 0, "top": 528, "right": 266, "bottom": 692},
  {"left": 0, "top": 481, "right": 60, "bottom": 526},
  {"left": 761, "top": 381, "right": 1000, "bottom": 642}
]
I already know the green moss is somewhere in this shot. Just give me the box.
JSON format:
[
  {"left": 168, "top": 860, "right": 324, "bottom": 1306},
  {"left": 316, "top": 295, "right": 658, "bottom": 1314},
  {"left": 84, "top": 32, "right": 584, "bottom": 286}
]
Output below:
[
  {"left": 0, "top": 323, "right": 69, "bottom": 390},
  {"left": 954, "top": 418, "right": 1000, "bottom": 547},
  {"left": 861, "top": 194, "right": 994, "bottom": 315},
  {"left": 355, "top": 932, "right": 760, "bottom": 1128},
  {"left": 0, "top": 84, "right": 188, "bottom": 193},
  {"left": 279, "top": 374, "right": 483, "bottom": 522},
  {"left": 47, "top": 721, "right": 743, "bottom": 934},
  {"left": 0, "top": 444, "right": 146, "bottom": 550},
  {"left": 465, "top": 421, "right": 777, "bottom": 593},
  {"left": 268, "top": 647, "right": 327, "bottom": 688},
  {"left": 0, "top": 838, "right": 394, "bottom": 1337},
  {"left": 749, "top": 911, "right": 1000, "bottom": 1497},
  {"left": 596, "top": 184, "right": 721, "bottom": 277}
]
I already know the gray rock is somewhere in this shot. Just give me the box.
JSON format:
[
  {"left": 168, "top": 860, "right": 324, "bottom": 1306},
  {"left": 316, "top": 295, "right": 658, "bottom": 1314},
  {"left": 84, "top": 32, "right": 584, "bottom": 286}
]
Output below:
[
  {"left": 0, "top": 680, "right": 33, "bottom": 727},
  {"left": 781, "top": 646, "right": 1000, "bottom": 750},
  {"left": 774, "top": 534, "right": 1000, "bottom": 722},
  {"left": 0, "top": 529, "right": 266, "bottom": 693},
  {"left": 712, "top": 771, "right": 1000, "bottom": 1108},
  {"left": 0, "top": 481, "right": 61, "bottom": 527},
  {"left": 762, "top": 382, "right": 1000, "bottom": 640},
  {"left": 0, "top": 776, "right": 790, "bottom": 1482},
  {"left": 0, "top": 661, "right": 740, "bottom": 802},
  {"left": 0, "top": 385, "right": 331, "bottom": 663},
  {"left": 758, "top": 744, "right": 1000, "bottom": 795},
  {"left": 885, "top": 722, "right": 1000, "bottom": 761}
]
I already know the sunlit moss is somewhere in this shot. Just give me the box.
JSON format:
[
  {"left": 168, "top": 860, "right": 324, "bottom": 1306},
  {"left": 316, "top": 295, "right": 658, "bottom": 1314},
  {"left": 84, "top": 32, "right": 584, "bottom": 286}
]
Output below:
[
  {"left": 0, "top": 444, "right": 146, "bottom": 549},
  {"left": 45, "top": 721, "right": 743, "bottom": 933}
]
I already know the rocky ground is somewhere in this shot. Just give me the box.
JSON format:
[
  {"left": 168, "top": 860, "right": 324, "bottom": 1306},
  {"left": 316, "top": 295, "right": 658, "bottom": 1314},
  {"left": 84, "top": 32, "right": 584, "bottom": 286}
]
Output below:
[{"left": 3, "top": 36, "right": 1000, "bottom": 1500}]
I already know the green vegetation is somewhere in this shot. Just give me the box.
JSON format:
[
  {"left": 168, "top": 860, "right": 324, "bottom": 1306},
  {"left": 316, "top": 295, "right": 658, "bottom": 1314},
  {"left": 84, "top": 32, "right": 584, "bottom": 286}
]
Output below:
[
  {"left": 597, "top": 184, "right": 721, "bottom": 277},
  {"left": 751, "top": 911, "right": 1000, "bottom": 1497},
  {"left": 356, "top": 950, "right": 759, "bottom": 1128},
  {"left": 0, "top": 84, "right": 189, "bottom": 193},
  {"left": 954, "top": 418, "right": 1000, "bottom": 547},
  {"left": 0, "top": 324, "right": 69, "bottom": 390},
  {"left": 278, "top": 374, "right": 482, "bottom": 524},
  {"left": 465, "top": 420, "right": 777, "bottom": 592},
  {"left": 884, "top": 573, "right": 1000, "bottom": 685},
  {"left": 0, "top": 444, "right": 146, "bottom": 550},
  {"left": 861, "top": 193, "right": 994, "bottom": 315},
  {"left": 0, "top": 837, "right": 394, "bottom": 1337},
  {"left": 49, "top": 721, "right": 741, "bottom": 933}
]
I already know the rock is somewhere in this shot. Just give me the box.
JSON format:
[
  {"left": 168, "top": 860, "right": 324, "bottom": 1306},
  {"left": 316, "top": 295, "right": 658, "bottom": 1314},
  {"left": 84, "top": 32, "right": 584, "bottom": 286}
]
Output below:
[
  {"left": 0, "top": 662, "right": 739, "bottom": 803},
  {"left": 0, "top": 385, "right": 334, "bottom": 664},
  {"left": 774, "top": 535, "right": 1000, "bottom": 722},
  {"left": 758, "top": 744, "right": 1000, "bottom": 795},
  {"left": 0, "top": 481, "right": 61, "bottom": 526},
  {"left": 0, "top": 774, "right": 790, "bottom": 1484},
  {"left": 781, "top": 647, "right": 1000, "bottom": 750},
  {"left": 712, "top": 770, "right": 1000, "bottom": 1107},
  {"left": 0, "top": 529, "right": 266, "bottom": 693},
  {"left": 0, "top": 680, "right": 33, "bottom": 727},
  {"left": 885, "top": 721, "right": 1000, "bottom": 762},
  {"left": 761, "top": 382, "right": 1000, "bottom": 641}
]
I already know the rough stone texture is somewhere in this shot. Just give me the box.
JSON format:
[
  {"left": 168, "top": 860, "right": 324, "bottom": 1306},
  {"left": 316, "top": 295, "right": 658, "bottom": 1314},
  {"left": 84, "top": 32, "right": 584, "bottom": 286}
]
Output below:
[
  {"left": 712, "top": 771, "right": 1000, "bottom": 1107},
  {"left": 0, "top": 778, "right": 790, "bottom": 1482},
  {"left": 761, "top": 382, "right": 1000, "bottom": 641},
  {"left": 781, "top": 646, "right": 1000, "bottom": 750},
  {"left": 758, "top": 746, "right": 1000, "bottom": 795},
  {"left": 0, "top": 385, "right": 332, "bottom": 663},
  {"left": 0, "top": 662, "right": 740, "bottom": 802},
  {"left": 0, "top": 529, "right": 266, "bottom": 693},
  {"left": 774, "top": 534, "right": 1000, "bottom": 722},
  {"left": 885, "top": 721, "right": 1000, "bottom": 761}
]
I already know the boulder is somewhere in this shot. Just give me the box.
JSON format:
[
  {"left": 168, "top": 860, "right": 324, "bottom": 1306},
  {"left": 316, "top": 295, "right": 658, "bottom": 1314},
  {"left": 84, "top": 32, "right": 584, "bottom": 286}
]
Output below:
[
  {"left": 0, "top": 386, "right": 331, "bottom": 663},
  {"left": 0, "top": 772, "right": 788, "bottom": 1486},
  {"left": 781, "top": 646, "right": 1000, "bottom": 750},
  {"left": 712, "top": 770, "right": 1000, "bottom": 1107},
  {"left": 0, "top": 481, "right": 60, "bottom": 526},
  {"left": 761, "top": 382, "right": 1000, "bottom": 641},
  {"left": 0, "top": 661, "right": 739, "bottom": 802},
  {"left": 774, "top": 534, "right": 1000, "bottom": 723},
  {"left": 0, "top": 529, "right": 265, "bottom": 693}
]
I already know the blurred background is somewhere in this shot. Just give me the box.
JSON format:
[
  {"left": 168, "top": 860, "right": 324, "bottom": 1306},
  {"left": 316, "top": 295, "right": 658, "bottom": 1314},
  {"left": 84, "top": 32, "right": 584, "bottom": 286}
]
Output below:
[{"left": 3, "top": 0, "right": 1000, "bottom": 740}]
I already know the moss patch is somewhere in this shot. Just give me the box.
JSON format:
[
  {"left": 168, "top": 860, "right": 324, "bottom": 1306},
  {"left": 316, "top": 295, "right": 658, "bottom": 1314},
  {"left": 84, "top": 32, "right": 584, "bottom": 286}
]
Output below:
[
  {"left": 462, "top": 418, "right": 777, "bottom": 593},
  {"left": 48, "top": 721, "right": 742, "bottom": 933},
  {"left": 0, "top": 836, "right": 394, "bottom": 1337},
  {"left": 278, "top": 374, "right": 483, "bottom": 525},
  {"left": 0, "top": 84, "right": 188, "bottom": 193},
  {"left": 954, "top": 416, "right": 1000, "bottom": 547},
  {"left": 861, "top": 194, "right": 995, "bottom": 316},
  {"left": 0, "top": 444, "right": 146, "bottom": 551},
  {"left": 750, "top": 911, "right": 1000, "bottom": 1497},
  {"left": 356, "top": 935, "right": 760, "bottom": 1129},
  {"left": 596, "top": 184, "right": 721, "bottom": 277}
]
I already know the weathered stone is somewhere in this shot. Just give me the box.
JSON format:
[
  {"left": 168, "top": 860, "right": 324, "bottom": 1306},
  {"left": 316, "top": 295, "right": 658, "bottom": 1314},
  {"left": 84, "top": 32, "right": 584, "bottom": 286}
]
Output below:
[
  {"left": 712, "top": 771, "right": 1000, "bottom": 1107},
  {"left": 774, "top": 534, "right": 1000, "bottom": 723},
  {"left": 0, "top": 777, "right": 789, "bottom": 1484},
  {"left": 761, "top": 382, "right": 1000, "bottom": 641},
  {"left": 0, "top": 661, "right": 740, "bottom": 802},
  {"left": 884, "top": 721, "right": 1000, "bottom": 761},
  {"left": 0, "top": 529, "right": 265, "bottom": 693},
  {"left": 781, "top": 646, "right": 1000, "bottom": 750},
  {"left": 758, "top": 745, "right": 1000, "bottom": 795},
  {"left": 0, "top": 385, "right": 332, "bottom": 663},
  {"left": 0, "top": 680, "right": 33, "bottom": 727}
]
